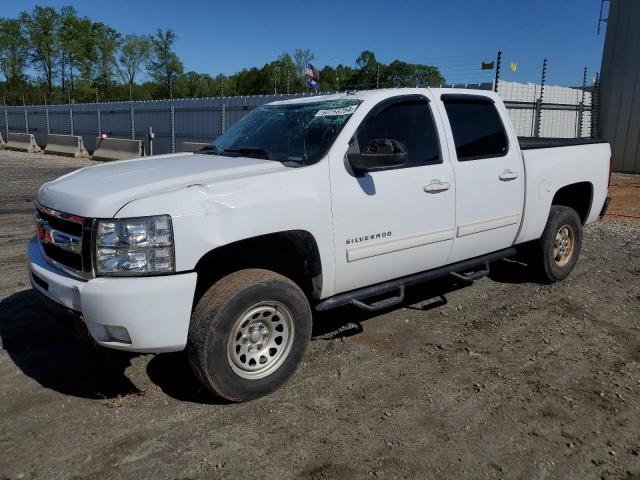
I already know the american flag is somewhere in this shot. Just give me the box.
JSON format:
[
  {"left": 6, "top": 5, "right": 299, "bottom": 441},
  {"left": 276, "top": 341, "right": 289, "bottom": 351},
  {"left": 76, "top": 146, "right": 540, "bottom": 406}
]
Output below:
[{"left": 305, "top": 63, "right": 319, "bottom": 80}]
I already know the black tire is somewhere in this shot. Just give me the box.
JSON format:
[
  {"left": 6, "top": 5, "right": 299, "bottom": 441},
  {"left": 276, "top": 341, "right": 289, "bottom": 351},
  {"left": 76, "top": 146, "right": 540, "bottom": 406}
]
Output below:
[
  {"left": 535, "top": 205, "right": 583, "bottom": 283},
  {"left": 187, "top": 269, "right": 312, "bottom": 402}
]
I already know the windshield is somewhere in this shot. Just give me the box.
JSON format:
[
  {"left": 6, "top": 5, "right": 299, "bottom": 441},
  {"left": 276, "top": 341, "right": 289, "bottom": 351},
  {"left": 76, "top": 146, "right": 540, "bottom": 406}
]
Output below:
[{"left": 206, "top": 99, "right": 362, "bottom": 166}]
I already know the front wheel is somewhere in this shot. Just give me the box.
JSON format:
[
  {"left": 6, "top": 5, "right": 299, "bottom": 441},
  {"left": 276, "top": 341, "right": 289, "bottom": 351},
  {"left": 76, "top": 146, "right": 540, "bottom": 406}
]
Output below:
[
  {"left": 535, "top": 205, "right": 583, "bottom": 283},
  {"left": 187, "top": 269, "right": 312, "bottom": 402}
]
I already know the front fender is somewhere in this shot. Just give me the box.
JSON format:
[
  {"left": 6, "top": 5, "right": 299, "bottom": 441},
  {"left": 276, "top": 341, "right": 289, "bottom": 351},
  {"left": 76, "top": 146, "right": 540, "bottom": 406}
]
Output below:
[{"left": 115, "top": 161, "right": 337, "bottom": 298}]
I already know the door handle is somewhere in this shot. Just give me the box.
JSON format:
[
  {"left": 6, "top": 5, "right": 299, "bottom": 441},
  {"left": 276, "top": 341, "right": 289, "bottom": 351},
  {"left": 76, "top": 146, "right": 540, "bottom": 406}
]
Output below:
[
  {"left": 499, "top": 169, "right": 519, "bottom": 181},
  {"left": 424, "top": 180, "right": 450, "bottom": 193}
]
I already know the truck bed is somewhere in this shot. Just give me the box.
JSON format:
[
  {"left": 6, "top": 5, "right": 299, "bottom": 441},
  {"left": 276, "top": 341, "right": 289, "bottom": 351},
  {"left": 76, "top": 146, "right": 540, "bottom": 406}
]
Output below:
[
  {"left": 516, "top": 140, "right": 610, "bottom": 245},
  {"left": 518, "top": 137, "right": 608, "bottom": 150}
]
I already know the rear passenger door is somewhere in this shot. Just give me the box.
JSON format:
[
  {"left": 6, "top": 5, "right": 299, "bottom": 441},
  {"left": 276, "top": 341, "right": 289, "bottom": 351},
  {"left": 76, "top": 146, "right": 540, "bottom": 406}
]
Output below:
[{"left": 437, "top": 94, "right": 524, "bottom": 263}]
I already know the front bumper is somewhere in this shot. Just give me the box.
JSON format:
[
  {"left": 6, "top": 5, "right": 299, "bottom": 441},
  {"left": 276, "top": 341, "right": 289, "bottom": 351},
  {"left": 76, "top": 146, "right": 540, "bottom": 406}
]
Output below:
[{"left": 28, "top": 237, "right": 197, "bottom": 353}]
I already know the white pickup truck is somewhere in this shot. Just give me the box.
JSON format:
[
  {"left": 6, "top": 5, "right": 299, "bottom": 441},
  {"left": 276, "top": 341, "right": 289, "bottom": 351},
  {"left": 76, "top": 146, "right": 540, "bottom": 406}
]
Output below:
[{"left": 29, "top": 88, "right": 611, "bottom": 401}]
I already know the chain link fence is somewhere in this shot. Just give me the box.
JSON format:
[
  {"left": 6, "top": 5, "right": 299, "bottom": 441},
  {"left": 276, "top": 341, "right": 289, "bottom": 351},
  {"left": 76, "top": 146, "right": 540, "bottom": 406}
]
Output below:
[{"left": 1, "top": 70, "right": 598, "bottom": 156}]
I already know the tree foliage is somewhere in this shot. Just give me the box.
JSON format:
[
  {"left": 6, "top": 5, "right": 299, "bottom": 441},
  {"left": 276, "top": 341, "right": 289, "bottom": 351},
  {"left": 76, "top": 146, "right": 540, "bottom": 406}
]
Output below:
[
  {"left": 21, "top": 6, "right": 60, "bottom": 96},
  {"left": 117, "top": 34, "right": 152, "bottom": 88},
  {"left": 149, "top": 29, "right": 183, "bottom": 96},
  {"left": 0, "top": 18, "right": 30, "bottom": 91},
  {"left": 0, "top": 6, "right": 445, "bottom": 104}
]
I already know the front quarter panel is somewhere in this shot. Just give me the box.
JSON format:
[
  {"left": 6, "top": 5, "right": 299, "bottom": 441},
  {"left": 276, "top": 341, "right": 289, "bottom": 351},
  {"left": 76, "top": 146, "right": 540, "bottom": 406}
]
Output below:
[{"left": 115, "top": 161, "right": 336, "bottom": 298}]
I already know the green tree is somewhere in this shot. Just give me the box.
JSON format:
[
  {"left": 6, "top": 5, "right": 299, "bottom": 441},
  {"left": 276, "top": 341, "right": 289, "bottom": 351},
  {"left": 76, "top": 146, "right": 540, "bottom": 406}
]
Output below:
[
  {"left": 176, "top": 71, "right": 200, "bottom": 97},
  {"left": 21, "top": 6, "right": 60, "bottom": 96},
  {"left": 117, "top": 34, "right": 151, "bottom": 100},
  {"left": 93, "top": 23, "right": 120, "bottom": 93},
  {"left": 355, "top": 50, "right": 378, "bottom": 87},
  {"left": 149, "top": 29, "right": 183, "bottom": 96},
  {"left": 276, "top": 52, "right": 296, "bottom": 93},
  {"left": 383, "top": 60, "right": 444, "bottom": 87},
  {"left": 58, "top": 6, "right": 98, "bottom": 98},
  {"left": 293, "top": 48, "right": 314, "bottom": 87},
  {"left": 0, "top": 18, "right": 30, "bottom": 99}
]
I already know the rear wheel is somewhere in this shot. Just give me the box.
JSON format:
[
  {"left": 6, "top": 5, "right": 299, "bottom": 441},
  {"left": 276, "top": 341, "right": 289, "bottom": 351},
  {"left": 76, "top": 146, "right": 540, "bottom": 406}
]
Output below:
[
  {"left": 187, "top": 269, "right": 312, "bottom": 402},
  {"left": 535, "top": 206, "right": 583, "bottom": 283}
]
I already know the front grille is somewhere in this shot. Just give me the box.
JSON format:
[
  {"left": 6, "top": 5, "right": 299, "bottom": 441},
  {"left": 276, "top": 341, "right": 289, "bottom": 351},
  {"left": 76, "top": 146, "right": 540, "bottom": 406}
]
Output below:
[
  {"left": 37, "top": 208, "right": 83, "bottom": 237},
  {"left": 35, "top": 205, "right": 93, "bottom": 278},
  {"left": 42, "top": 242, "right": 83, "bottom": 270}
]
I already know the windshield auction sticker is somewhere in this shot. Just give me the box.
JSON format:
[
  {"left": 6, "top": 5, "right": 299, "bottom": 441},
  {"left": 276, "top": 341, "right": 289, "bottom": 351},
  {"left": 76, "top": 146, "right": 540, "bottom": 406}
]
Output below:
[{"left": 314, "top": 105, "right": 359, "bottom": 117}]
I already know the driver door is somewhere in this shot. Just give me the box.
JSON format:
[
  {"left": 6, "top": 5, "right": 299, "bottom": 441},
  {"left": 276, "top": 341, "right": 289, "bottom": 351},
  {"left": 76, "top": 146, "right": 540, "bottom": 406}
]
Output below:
[{"left": 329, "top": 93, "right": 456, "bottom": 294}]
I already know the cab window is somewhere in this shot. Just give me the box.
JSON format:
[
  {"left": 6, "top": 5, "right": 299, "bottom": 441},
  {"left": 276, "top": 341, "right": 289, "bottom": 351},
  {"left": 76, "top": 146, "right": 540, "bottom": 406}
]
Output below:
[
  {"left": 355, "top": 98, "right": 441, "bottom": 168},
  {"left": 442, "top": 97, "right": 508, "bottom": 161}
]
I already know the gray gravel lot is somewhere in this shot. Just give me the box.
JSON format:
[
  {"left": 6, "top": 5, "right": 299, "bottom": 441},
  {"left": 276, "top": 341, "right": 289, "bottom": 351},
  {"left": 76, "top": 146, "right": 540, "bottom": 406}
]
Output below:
[{"left": 1, "top": 149, "right": 639, "bottom": 480}]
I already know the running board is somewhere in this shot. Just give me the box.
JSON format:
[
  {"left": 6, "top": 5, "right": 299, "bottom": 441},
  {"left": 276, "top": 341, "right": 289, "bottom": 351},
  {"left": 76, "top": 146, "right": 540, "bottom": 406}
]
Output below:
[
  {"left": 315, "top": 248, "right": 516, "bottom": 312},
  {"left": 449, "top": 261, "right": 490, "bottom": 283}
]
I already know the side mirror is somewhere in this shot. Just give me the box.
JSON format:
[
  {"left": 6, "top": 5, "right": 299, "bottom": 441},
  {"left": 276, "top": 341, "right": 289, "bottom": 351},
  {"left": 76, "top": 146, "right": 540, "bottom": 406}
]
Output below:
[{"left": 347, "top": 138, "right": 408, "bottom": 173}]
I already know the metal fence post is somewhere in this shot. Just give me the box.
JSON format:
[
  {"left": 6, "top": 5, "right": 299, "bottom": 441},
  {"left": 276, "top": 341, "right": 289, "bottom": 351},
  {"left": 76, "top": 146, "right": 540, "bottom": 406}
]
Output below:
[
  {"left": 494, "top": 50, "right": 502, "bottom": 93},
  {"left": 68, "top": 90, "right": 74, "bottom": 136},
  {"left": 148, "top": 126, "right": 154, "bottom": 156},
  {"left": 534, "top": 58, "right": 547, "bottom": 138},
  {"left": 170, "top": 102, "right": 175, "bottom": 153},
  {"left": 23, "top": 97, "right": 29, "bottom": 134},
  {"left": 95, "top": 88, "right": 102, "bottom": 137},
  {"left": 3, "top": 98, "right": 8, "bottom": 140},
  {"left": 592, "top": 73, "right": 600, "bottom": 139},
  {"left": 130, "top": 102, "right": 135, "bottom": 140},
  {"left": 169, "top": 74, "right": 176, "bottom": 153},
  {"left": 44, "top": 94, "right": 50, "bottom": 135},
  {"left": 129, "top": 84, "right": 135, "bottom": 140},
  {"left": 577, "top": 66, "right": 587, "bottom": 138},
  {"left": 220, "top": 103, "right": 226, "bottom": 135}
]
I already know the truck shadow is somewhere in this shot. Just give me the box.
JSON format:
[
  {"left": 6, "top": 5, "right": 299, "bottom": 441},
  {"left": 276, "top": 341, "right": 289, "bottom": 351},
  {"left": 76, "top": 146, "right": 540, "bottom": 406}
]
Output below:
[
  {"left": 0, "top": 289, "right": 140, "bottom": 400},
  {"left": 312, "top": 276, "right": 465, "bottom": 339},
  {"left": 0, "top": 259, "right": 536, "bottom": 404},
  {"left": 312, "top": 258, "right": 538, "bottom": 338},
  {"left": 146, "top": 352, "right": 230, "bottom": 404}
]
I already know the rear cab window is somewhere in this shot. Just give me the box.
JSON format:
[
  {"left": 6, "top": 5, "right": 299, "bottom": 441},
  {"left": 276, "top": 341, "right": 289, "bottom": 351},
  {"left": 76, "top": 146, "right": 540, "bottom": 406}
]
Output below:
[{"left": 442, "top": 96, "right": 508, "bottom": 161}]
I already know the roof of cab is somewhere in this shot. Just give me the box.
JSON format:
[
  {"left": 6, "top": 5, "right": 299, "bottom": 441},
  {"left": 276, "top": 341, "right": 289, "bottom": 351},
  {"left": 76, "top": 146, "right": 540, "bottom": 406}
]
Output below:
[{"left": 266, "top": 87, "right": 498, "bottom": 106}]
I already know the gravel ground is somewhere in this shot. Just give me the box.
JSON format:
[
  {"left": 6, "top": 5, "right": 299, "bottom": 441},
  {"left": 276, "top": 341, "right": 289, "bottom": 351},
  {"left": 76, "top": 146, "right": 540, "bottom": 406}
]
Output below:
[{"left": 1, "top": 149, "right": 639, "bottom": 480}]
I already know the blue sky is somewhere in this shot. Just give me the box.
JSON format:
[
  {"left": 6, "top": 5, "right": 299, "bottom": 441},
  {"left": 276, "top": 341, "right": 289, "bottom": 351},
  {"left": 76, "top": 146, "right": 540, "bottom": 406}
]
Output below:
[{"left": 4, "top": 0, "right": 608, "bottom": 86}]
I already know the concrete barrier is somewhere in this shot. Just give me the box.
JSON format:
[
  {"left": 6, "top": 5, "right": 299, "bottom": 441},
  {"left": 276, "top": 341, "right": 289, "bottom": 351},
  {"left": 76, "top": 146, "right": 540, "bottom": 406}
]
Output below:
[
  {"left": 6, "top": 133, "right": 42, "bottom": 153},
  {"left": 92, "top": 137, "right": 144, "bottom": 161},
  {"left": 181, "top": 141, "right": 209, "bottom": 153},
  {"left": 44, "top": 134, "right": 90, "bottom": 158}
]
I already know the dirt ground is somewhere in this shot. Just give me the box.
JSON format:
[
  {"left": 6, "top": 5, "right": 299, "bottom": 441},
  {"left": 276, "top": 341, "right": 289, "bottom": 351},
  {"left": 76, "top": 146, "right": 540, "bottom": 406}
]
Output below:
[{"left": 1, "top": 149, "right": 639, "bottom": 480}]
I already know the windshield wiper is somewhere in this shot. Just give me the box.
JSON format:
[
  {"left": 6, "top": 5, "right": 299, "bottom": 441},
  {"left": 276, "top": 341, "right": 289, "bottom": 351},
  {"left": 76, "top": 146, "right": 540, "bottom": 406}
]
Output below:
[
  {"left": 223, "top": 147, "right": 270, "bottom": 159},
  {"left": 199, "top": 145, "right": 220, "bottom": 154}
]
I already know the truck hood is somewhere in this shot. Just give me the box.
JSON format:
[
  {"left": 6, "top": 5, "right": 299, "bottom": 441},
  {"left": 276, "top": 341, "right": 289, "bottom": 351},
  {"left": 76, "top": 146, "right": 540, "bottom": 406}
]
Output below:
[{"left": 37, "top": 152, "right": 286, "bottom": 218}]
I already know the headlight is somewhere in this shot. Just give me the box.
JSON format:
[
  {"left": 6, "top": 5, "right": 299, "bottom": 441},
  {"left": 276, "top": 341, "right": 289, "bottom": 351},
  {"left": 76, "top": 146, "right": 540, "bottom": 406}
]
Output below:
[{"left": 95, "top": 215, "right": 174, "bottom": 275}]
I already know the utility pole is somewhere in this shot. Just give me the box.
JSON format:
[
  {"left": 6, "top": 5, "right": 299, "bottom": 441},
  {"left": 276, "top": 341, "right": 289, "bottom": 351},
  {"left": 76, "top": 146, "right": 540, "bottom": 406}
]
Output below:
[{"left": 376, "top": 64, "right": 380, "bottom": 89}]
